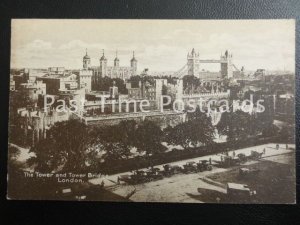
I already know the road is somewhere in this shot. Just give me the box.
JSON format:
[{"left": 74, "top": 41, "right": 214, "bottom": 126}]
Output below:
[{"left": 89, "top": 143, "right": 295, "bottom": 202}]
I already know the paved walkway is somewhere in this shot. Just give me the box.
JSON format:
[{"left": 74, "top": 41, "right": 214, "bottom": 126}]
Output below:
[{"left": 89, "top": 143, "right": 295, "bottom": 187}]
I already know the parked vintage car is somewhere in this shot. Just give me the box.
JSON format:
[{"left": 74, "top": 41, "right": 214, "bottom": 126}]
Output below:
[
  {"left": 145, "top": 168, "right": 164, "bottom": 181},
  {"left": 214, "top": 155, "right": 240, "bottom": 168},
  {"left": 117, "top": 170, "right": 148, "bottom": 185},
  {"left": 163, "top": 164, "right": 183, "bottom": 176},
  {"left": 248, "top": 151, "right": 263, "bottom": 160},
  {"left": 130, "top": 170, "right": 148, "bottom": 184},
  {"left": 237, "top": 153, "right": 247, "bottom": 163},
  {"left": 182, "top": 161, "right": 198, "bottom": 173},
  {"left": 197, "top": 160, "right": 213, "bottom": 172}
]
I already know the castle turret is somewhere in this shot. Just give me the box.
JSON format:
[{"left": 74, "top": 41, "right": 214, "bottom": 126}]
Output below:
[
  {"left": 100, "top": 49, "right": 107, "bottom": 77},
  {"left": 130, "top": 51, "right": 137, "bottom": 76},
  {"left": 80, "top": 49, "right": 93, "bottom": 92},
  {"left": 114, "top": 50, "right": 120, "bottom": 67},
  {"left": 83, "top": 48, "right": 91, "bottom": 69}
]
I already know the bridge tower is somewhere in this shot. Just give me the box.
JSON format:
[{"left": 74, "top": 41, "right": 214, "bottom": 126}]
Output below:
[
  {"left": 130, "top": 51, "right": 137, "bottom": 76},
  {"left": 187, "top": 48, "right": 200, "bottom": 76},
  {"left": 220, "top": 50, "right": 233, "bottom": 79}
]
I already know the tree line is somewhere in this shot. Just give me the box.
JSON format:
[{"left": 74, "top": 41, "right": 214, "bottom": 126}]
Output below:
[{"left": 27, "top": 107, "right": 280, "bottom": 173}]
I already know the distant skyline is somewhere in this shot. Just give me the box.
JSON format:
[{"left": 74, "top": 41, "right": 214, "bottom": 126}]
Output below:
[{"left": 11, "top": 19, "right": 295, "bottom": 73}]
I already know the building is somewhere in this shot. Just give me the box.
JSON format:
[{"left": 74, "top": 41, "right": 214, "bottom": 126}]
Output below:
[
  {"left": 125, "top": 78, "right": 166, "bottom": 110},
  {"left": 17, "top": 108, "right": 71, "bottom": 146},
  {"left": 79, "top": 50, "right": 93, "bottom": 93},
  {"left": 58, "top": 88, "right": 86, "bottom": 114},
  {"left": 24, "top": 68, "right": 48, "bottom": 83},
  {"left": 199, "top": 70, "right": 221, "bottom": 80},
  {"left": 18, "top": 80, "right": 46, "bottom": 107},
  {"left": 91, "top": 50, "right": 137, "bottom": 86},
  {"left": 37, "top": 67, "right": 78, "bottom": 94},
  {"left": 275, "top": 92, "right": 294, "bottom": 120},
  {"left": 109, "top": 81, "right": 119, "bottom": 99},
  {"left": 79, "top": 69, "right": 93, "bottom": 93}
]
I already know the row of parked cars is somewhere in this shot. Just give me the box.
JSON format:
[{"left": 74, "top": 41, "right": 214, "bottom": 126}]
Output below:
[
  {"left": 214, "top": 150, "right": 264, "bottom": 168},
  {"left": 118, "top": 160, "right": 213, "bottom": 185},
  {"left": 118, "top": 150, "right": 264, "bottom": 185}
]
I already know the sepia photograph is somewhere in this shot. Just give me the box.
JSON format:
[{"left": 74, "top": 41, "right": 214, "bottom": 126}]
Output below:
[{"left": 8, "top": 19, "right": 296, "bottom": 203}]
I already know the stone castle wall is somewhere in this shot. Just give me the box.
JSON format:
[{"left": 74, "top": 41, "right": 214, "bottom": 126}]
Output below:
[{"left": 83, "top": 111, "right": 186, "bottom": 129}]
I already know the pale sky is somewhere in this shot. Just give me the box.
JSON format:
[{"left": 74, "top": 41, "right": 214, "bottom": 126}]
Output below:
[{"left": 11, "top": 19, "right": 295, "bottom": 72}]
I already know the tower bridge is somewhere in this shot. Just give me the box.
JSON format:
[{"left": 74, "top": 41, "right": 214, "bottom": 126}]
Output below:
[{"left": 174, "top": 49, "right": 240, "bottom": 79}]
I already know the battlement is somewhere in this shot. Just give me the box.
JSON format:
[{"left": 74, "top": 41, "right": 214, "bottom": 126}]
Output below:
[{"left": 182, "top": 89, "right": 230, "bottom": 98}]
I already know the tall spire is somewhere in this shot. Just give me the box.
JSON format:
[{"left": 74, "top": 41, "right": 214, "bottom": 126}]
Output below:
[
  {"left": 83, "top": 48, "right": 90, "bottom": 69},
  {"left": 83, "top": 48, "right": 90, "bottom": 59},
  {"left": 114, "top": 49, "right": 119, "bottom": 62},
  {"left": 131, "top": 50, "right": 137, "bottom": 62},
  {"left": 100, "top": 49, "right": 106, "bottom": 60}
]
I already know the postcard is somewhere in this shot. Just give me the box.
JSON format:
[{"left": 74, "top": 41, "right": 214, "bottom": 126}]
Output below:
[{"left": 8, "top": 19, "right": 295, "bottom": 203}]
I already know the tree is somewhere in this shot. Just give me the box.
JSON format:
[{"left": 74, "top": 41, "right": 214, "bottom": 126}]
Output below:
[
  {"left": 85, "top": 120, "right": 138, "bottom": 172},
  {"left": 165, "top": 108, "right": 214, "bottom": 149},
  {"left": 255, "top": 95, "right": 275, "bottom": 134},
  {"left": 8, "top": 145, "right": 21, "bottom": 173},
  {"left": 217, "top": 110, "right": 255, "bottom": 142},
  {"left": 162, "top": 84, "right": 168, "bottom": 95},
  {"left": 134, "top": 120, "right": 166, "bottom": 156},
  {"left": 182, "top": 75, "right": 200, "bottom": 90},
  {"left": 278, "top": 126, "right": 295, "bottom": 143},
  {"left": 188, "top": 111, "right": 215, "bottom": 146},
  {"left": 166, "top": 123, "right": 190, "bottom": 149},
  {"left": 163, "top": 125, "right": 174, "bottom": 144},
  {"left": 117, "top": 120, "right": 138, "bottom": 148},
  {"left": 261, "top": 124, "right": 279, "bottom": 137},
  {"left": 114, "top": 78, "right": 128, "bottom": 94},
  {"left": 27, "top": 119, "right": 93, "bottom": 173},
  {"left": 100, "top": 121, "right": 137, "bottom": 162},
  {"left": 92, "top": 77, "right": 128, "bottom": 94}
]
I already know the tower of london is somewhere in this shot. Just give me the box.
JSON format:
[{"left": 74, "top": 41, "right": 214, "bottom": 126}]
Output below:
[{"left": 84, "top": 50, "right": 137, "bottom": 83}]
